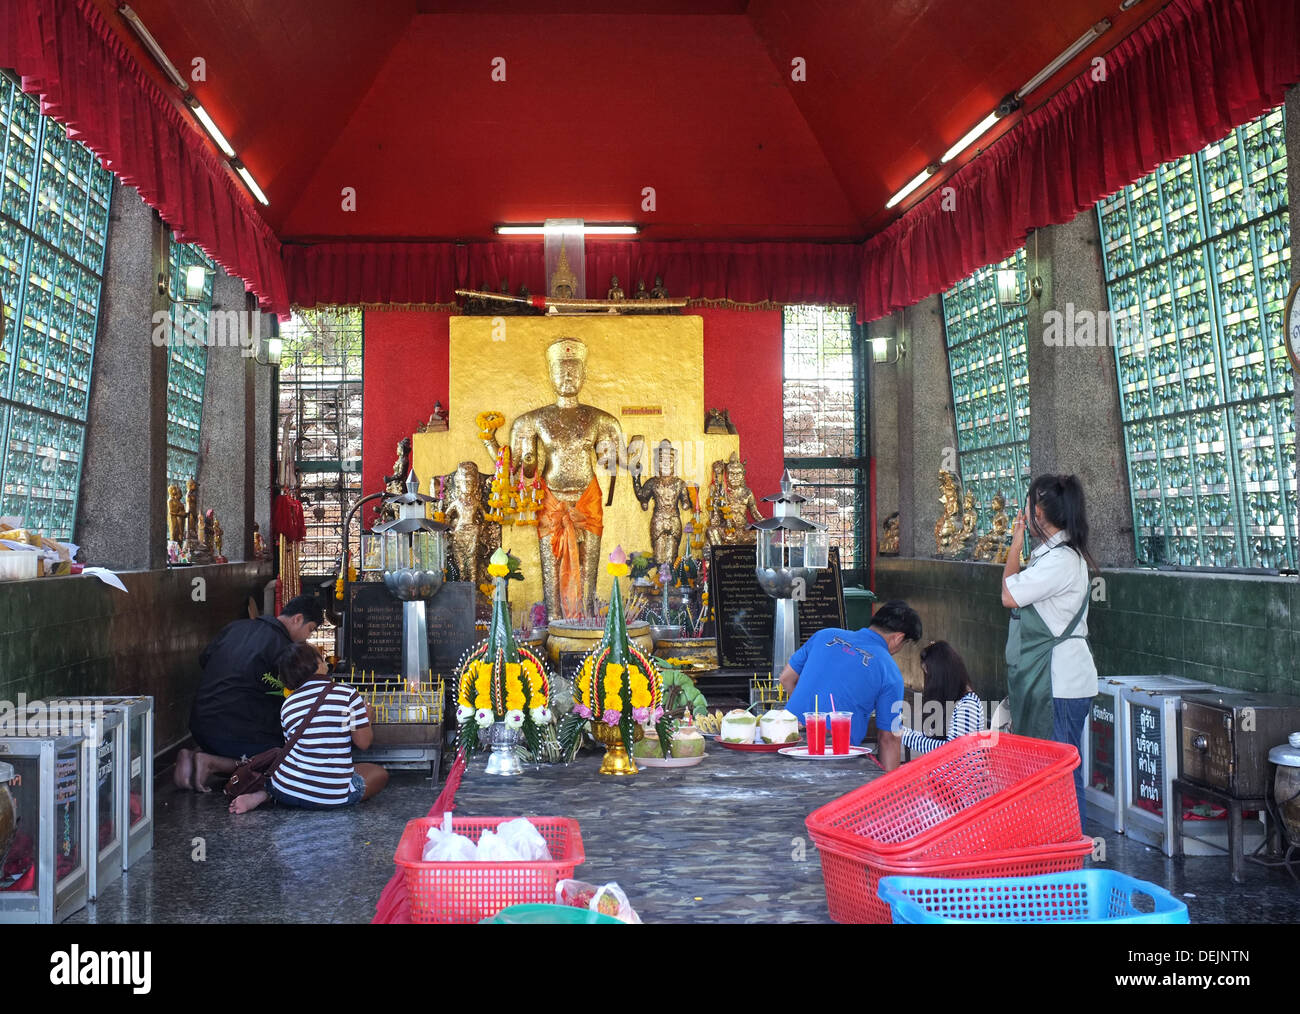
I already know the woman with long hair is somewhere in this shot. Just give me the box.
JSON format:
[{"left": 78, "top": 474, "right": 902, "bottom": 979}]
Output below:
[
  {"left": 1001, "top": 474, "right": 1098, "bottom": 834},
  {"left": 899, "top": 640, "right": 983, "bottom": 755}
]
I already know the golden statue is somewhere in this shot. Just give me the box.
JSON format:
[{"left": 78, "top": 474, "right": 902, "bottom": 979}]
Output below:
[
  {"left": 185, "top": 479, "right": 200, "bottom": 543},
  {"left": 550, "top": 243, "right": 578, "bottom": 299},
  {"left": 974, "top": 492, "right": 1013, "bottom": 563},
  {"left": 213, "top": 516, "right": 224, "bottom": 559},
  {"left": 934, "top": 470, "right": 962, "bottom": 556},
  {"left": 880, "top": 511, "right": 900, "bottom": 555},
  {"left": 481, "top": 337, "right": 624, "bottom": 619},
  {"left": 442, "top": 461, "right": 501, "bottom": 609},
  {"left": 958, "top": 489, "right": 978, "bottom": 555},
  {"left": 630, "top": 439, "right": 693, "bottom": 566},
  {"left": 167, "top": 483, "right": 185, "bottom": 543},
  {"left": 606, "top": 276, "right": 625, "bottom": 301},
  {"left": 719, "top": 452, "right": 763, "bottom": 542}
]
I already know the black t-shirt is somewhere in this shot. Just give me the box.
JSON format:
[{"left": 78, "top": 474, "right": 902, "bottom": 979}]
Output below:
[{"left": 190, "top": 616, "right": 294, "bottom": 748}]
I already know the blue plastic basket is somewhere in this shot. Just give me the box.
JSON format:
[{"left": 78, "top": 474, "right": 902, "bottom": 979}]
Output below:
[{"left": 877, "top": 871, "right": 1190, "bottom": 924}]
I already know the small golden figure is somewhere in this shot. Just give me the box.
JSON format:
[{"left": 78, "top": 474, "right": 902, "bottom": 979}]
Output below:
[
  {"left": 213, "top": 516, "right": 224, "bottom": 559},
  {"left": 633, "top": 279, "right": 650, "bottom": 299},
  {"left": 185, "top": 479, "right": 200, "bottom": 543},
  {"left": 442, "top": 461, "right": 501, "bottom": 612},
  {"left": 958, "top": 489, "right": 978, "bottom": 555},
  {"left": 650, "top": 275, "right": 668, "bottom": 299},
  {"left": 167, "top": 483, "right": 185, "bottom": 544},
  {"left": 880, "top": 511, "right": 900, "bottom": 555},
  {"left": 720, "top": 452, "right": 764, "bottom": 542},
  {"left": 252, "top": 522, "right": 266, "bottom": 560},
  {"left": 630, "top": 439, "right": 694, "bottom": 567},
  {"left": 606, "top": 275, "right": 625, "bottom": 301},
  {"left": 934, "top": 470, "right": 962, "bottom": 556},
  {"left": 973, "top": 492, "right": 1013, "bottom": 563},
  {"left": 550, "top": 243, "right": 578, "bottom": 299}
]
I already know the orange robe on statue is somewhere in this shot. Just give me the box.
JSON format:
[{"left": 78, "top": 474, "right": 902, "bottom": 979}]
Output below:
[{"left": 538, "top": 476, "right": 605, "bottom": 618}]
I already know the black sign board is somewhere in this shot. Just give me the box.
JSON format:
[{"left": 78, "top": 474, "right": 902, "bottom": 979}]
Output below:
[
  {"left": 1130, "top": 702, "right": 1164, "bottom": 817},
  {"left": 558, "top": 651, "right": 588, "bottom": 686},
  {"left": 709, "top": 545, "right": 846, "bottom": 670},
  {"left": 346, "top": 580, "right": 478, "bottom": 674},
  {"left": 1089, "top": 694, "right": 1116, "bottom": 795}
]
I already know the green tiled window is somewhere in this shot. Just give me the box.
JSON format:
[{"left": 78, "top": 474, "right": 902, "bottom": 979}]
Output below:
[
  {"left": 783, "top": 304, "right": 866, "bottom": 575},
  {"left": 0, "top": 72, "right": 111, "bottom": 539},
  {"left": 164, "top": 238, "right": 214, "bottom": 488},
  {"left": 940, "top": 248, "right": 1032, "bottom": 532},
  {"left": 1098, "top": 106, "right": 1292, "bottom": 569}
]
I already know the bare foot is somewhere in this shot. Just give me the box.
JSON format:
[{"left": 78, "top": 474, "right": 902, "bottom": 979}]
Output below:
[
  {"left": 172, "top": 748, "right": 195, "bottom": 791},
  {"left": 229, "top": 789, "right": 268, "bottom": 814},
  {"left": 192, "top": 752, "right": 234, "bottom": 794}
]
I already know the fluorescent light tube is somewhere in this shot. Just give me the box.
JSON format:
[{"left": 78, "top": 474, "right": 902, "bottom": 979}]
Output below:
[
  {"left": 119, "top": 5, "right": 189, "bottom": 92},
  {"left": 184, "top": 265, "right": 207, "bottom": 301},
  {"left": 495, "top": 224, "right": 639, "bottom": 235},
  {"left": 233, "top": 163, "right": 269, "bottom": 206},
  {"left": 941, "top": 111, "right": 1002, "bottom": 163},
  {"left": 187, "top": 99, "right": 236, "bottom": 158},
  {"left": 1017, "top": 19, "right": 1111, "bottom": 100},
  {"left": 885, "top": 167, "right": 935, "bottom": 210}
]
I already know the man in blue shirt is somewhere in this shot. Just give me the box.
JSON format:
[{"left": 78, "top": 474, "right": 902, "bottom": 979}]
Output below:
[{"left": 780, "top": 600, "right": 922, "bottom": 771}]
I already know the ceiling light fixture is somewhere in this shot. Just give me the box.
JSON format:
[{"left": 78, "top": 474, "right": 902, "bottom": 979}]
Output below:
[
  {"left": 1016, "top": 19, "right": 1112, "bottom": 100},
  {"left": 118, "top": 4, "right": 189, "bottom": 92},
  {"left": 186, "top": 97, "right": 235, "bottom": 158},
  {"left": 885, "top": 165, "right": 939, "bottom": 210},
  {"left": 232, "top": 160, "right": 269, "bottom": 206},
  {"left": 941, "top": 110, "right": 1002, "bottom": 164},
  {"left": 494, "top": 224, "right": 640, "bottom": 236}
]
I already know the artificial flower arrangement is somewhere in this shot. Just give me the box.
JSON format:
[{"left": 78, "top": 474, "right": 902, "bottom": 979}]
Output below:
[
  {"left": 559, "top": 546, "right": 674, "bottom": 771},
  {"left": 454, "top": 548, "right": 554, "bottom": 755}
]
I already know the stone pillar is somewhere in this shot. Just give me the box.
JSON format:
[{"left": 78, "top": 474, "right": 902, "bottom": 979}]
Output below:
[
  {"left": 253, "top": 319, "right": 274, "bottom": 545},
  {"left": 1024, "top": 214, "right": 1137, "bottom": 567},
  {"left": 195, "top": 270, "right": 254, "bottom": 560},
  {"left": 77, "top": 182, "right": 169, "bottom": 570},
  {"left": 896, "top": 294, "right": 958, "bottom": 558},
  {"left": 867, "top": 312, "right": 901, "bottom": 562}
]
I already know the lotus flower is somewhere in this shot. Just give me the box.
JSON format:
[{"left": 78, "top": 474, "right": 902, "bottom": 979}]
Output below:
[
  {"left": 633, "top": 707, "right": 650, "bottom": 723},
  {"left": 455, "top": 705, "right": 474, "bottom": 723},
  {"left": 475, "top": 708, "right": 494, "bottom": 728},
  {"left": 505, "top": 710, "right": 525, "bottom": 728},
  {"left": 602, "top": 708, "right": 620, "bottom": 725}
]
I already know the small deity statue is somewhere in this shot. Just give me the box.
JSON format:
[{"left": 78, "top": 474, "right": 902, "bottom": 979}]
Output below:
[
  {"left": 213, "top": 516, "right": 224, "bottom": 559},
  {"left": 630, "top": 438, "right": 694, "bottom": 567},
  {"left": 252, "top": 522, "right": 266, "bottom": 560},
  {"left": 704, "top": 407, "right": 730, "bottom": 434},
  {"left": 383, "top": 437, "right": 413, "bottom": 520},
  {"left": 705, "top": 461, "right": 728, "bottom": 546},
  {"left": 185, "top": 479, "right": 200, "bottom": 543},
  {"left": 633, "top": 279, "right": 650, "bottom": 300},
  {"left": 934, "top": 470, "right": 962, "bottom": 556},
  {"left": 442, "top": 461, "right": 502, "bottom": 614},
  {"left": 550, "top": 243, "right": 578, "bottom": 299},
  {"left": 607, "top": 275, "right": 625, "bottom": 301},
  {"left": 958, "top": 489, "right": 978, "bottom": 555},
  {"left": 429, "top": 401, "right": 448, "bottom": 431},
  {"left": 650, "top": 275, "right": 668, "bottom": 299},
  {"left": 880, "top": 512, "right": 900, "bottom": 555},
  {"left": 720, "top": 452, "right": 764, "bottom": 542},
  {"left": 166, "top": 483, "right": 185, "bottom": 544},
  {"left": 973, "top": 492, "right": 1013, "bottom": 563}
]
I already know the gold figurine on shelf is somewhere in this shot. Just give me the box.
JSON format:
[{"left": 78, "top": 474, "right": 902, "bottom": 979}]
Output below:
[
  {"left": 606, "top": 275, "right": 625, "bottom": 301},
  {"left": 973, "top": 492, "right": 1013, "bottom": 563},
  {"left": 630, "top": 438, "right": 694, "bottom": 567},
  {"left": 880, "top": 511, "right": 900, "bottom": 555},
  {"left": 718, "top": 452, "right": 763, "bottom": 543},
  {"left": 442, "top": 461, "right": 501, "bottom": 609},
  {"left": 958, "top": 489, "right": 978, "bottom": 556},
  {"left": 934, "top": 469, "right": 963, "bottom": 557},
  {"left": 185, "top": 479, "right": 200, "bottom": 543},
  {"left": 167, "top": 483, "right": 185, "bottom": 544}
]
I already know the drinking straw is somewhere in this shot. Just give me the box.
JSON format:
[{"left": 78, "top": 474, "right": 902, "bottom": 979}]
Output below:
[
  {"left": 830, "top": 693, "right": 837, "bottom": 713},
  {"left": 815, "top": 694, "right": 819, "bottom": 715}
]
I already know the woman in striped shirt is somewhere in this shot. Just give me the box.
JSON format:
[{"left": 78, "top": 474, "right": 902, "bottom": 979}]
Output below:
[
  {"left": 229, "top": 644, "right": 388, "bottom": 813},
  {"left": 899, "top": 640, "right": 984, "bottom": 756}
]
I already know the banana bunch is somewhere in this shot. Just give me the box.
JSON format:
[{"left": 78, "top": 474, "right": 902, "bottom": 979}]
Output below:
[{"left": 693, "top": 709, "right": 728, "bottom": 735}]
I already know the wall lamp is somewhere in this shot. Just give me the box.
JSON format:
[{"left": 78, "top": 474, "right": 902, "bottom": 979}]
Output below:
[
  {"left": 254, "top": 319, "right": 282, "bottom": 367},
  {"left": 995, "top": 269, "right": 1043, "bottom": 306},
  {"left": 871, "top": 334, "right": 906, "bottom": 365}
]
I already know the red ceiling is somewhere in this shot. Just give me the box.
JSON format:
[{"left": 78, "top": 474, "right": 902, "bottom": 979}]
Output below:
[{"left": 95, "top": 0, "right": 1168, "bottom": 244}]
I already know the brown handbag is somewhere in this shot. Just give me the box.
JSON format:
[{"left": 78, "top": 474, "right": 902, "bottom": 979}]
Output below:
[{"left": 224, "top": 681, "right": 335, "bottom": 799}]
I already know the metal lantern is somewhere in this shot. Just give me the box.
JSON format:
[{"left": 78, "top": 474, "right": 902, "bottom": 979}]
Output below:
[
  {"left": 752, "top": 470, "right": 829, "bottom": 679},
  {"left": 373, "top": 469, "right": 449, "bottom": 681}
]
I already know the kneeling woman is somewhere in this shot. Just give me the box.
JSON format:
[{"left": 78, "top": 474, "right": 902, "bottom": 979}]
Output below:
[
  {"left": 899, "top": 640, "right": 983, "bottom": 755},
  {"left": 230, "top": 644, "right": 388, "bottom": 813}
]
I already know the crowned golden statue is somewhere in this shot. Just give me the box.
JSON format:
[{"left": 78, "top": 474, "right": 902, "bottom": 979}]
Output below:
[
  {"left": 630, "top": 439, "right": 694, "bottom": 566},
  {"left": 481, "top": 337, "right": 624, "bottom": 619}
]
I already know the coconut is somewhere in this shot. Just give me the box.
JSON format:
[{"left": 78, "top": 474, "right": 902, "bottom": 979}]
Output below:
[
  {"left": 720, "top": 709, "right": 758, "bottom": 744},
  {"left": 631, "top": 722, "right": 707, "bottom": 759},
  {"left": 759, "top": 708, "right": 801, "bottom": 744}
]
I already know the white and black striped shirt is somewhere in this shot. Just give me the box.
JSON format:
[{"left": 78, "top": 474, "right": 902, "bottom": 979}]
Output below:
[
  {"left": 901, "top": 692, "right": 984, "bottom": 755},
  {"left": 271, "top": 680, "right": 368, "bottom": 806}
]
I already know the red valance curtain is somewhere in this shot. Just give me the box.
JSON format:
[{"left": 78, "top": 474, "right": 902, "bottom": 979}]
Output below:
[
  {"left": 857, "top": 0, "right": 1300, "bottom": 323},
  {"left": 284, "top": 240, "right": 861, "bottom": 309},
  {"left": 0, "top": 0, "right": 289, "bottom": 315}
]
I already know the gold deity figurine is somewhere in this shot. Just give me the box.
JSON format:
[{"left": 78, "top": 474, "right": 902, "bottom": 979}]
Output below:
[
  {"left": 382, "top": 437, "right": 412, "bottom": 520},
  {"left": 167, "top": 483, "right": 185, "bottom": 544},
  {"left": 480, "top": 337, "right": 625, "bottom": 619},
  {"left": 634, "top": 279, "right": 650, "bottom": 300},
  {"left": 550, "top": 243, "right": 578, "bottom": 299},
  {"left": 442, "top": 461, "right": 501, "bottom": 611},
  {"left": 185, "top": 479, "right": 200, "bottom": 543},
  {"left": 719, "top": 452, "right": 763, "bottom": 542},
  {"left": 606, "top": 275, "right": 625, "bottom": 301},
  {"left": 650, "top": 275, "right": 668, "bottom": 300},
  {"left": 213, "top": 516, "right": 224, "bottom": 559},
  {"left": 973, "top": 492, "right": 1013, "bottom": 563},
  {"left": 880, "top": 511, "right": 900, "bottom": 555},
  {"left": 934, "top": 470, "right": 962, "bottom": 556},
  {"left": 630, "top": 439, "right": 694, "bottom": 567},
  {"left": 252, "top": 522, "right": 265, "bottom": 560},
  {"left": 958, "top": 489, "right": 978, "bottom": 555}
]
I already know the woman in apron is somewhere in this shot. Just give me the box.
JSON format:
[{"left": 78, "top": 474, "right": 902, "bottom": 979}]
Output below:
[{"left": 1001, "top": 474, "right": 1098, "bottom": 834}]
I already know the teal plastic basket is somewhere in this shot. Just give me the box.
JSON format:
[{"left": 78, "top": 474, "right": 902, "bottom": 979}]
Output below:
[{"left": 878, "top": 871, "right": 1190, "bottom": 924}]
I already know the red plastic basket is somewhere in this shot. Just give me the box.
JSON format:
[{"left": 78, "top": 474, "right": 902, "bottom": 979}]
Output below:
[
  {"left": 806, "top": 732, "right": 1080, "bottom": 862},
  {"left": 394, "top": 816, "right": 585, "bottom": 924},
  {"left": 817, "top": 835, "right": 1094, "bottom": 923}
]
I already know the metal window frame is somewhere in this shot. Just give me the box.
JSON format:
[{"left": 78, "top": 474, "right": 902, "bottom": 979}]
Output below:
[{"left": 163, "top": 236, "right": 214, "bottom": 487}]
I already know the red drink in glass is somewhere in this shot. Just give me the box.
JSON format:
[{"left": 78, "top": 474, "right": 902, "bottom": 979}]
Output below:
[
  {"left": 804, "top": 713, "right": 826, "bottom": 755},
  {"left": 829, "top": 711, "right": 852, "bottom": 755}
]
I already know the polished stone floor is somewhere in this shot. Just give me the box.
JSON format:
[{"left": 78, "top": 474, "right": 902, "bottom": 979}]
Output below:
[{"left": 66, "top": 746, "right": 1300, "bottom": 924}]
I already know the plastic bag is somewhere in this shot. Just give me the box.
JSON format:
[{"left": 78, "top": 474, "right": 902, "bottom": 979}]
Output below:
[
  {"left": 475, "top": 828, "right": 525, "bottom": 861},
  {"left": 497, "top": 817, "right": 551, "bottom": 861},
  {"left": 422, "top": 812, "right": 478, "bottom": 861},
  {"left": 555, "top": 879, "right": 642, "bottom": 924}
]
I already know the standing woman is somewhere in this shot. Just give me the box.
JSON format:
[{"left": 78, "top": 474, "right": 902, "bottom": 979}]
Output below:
[{"left": 1001, "top": 474, "right": 1098, "bottom": 833}]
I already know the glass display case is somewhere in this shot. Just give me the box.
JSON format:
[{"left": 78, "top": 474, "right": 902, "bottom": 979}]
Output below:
[{"left": 0, "top": 731, "right": 90, "bottom": 924}]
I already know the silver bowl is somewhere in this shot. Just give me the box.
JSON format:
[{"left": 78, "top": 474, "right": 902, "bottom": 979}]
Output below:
[
  {"left": 651, "top": 624, "right": 683, "bottom": 641},
  {"left": 383, "top": 568, "right": 444, "bottom": 600}
]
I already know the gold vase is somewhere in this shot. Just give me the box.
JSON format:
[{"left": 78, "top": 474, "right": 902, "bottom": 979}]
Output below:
[{"left": 590, "top": 720, "right": 643, "bottom": 776}]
